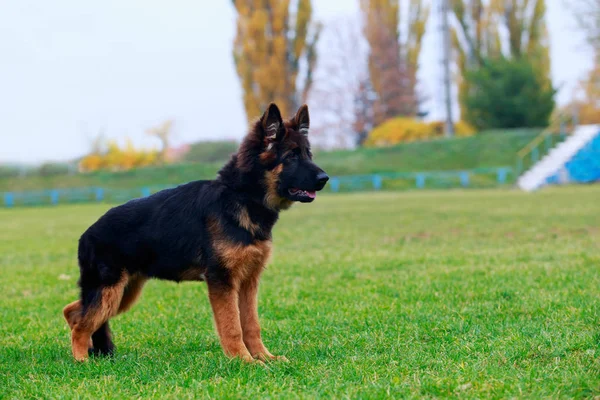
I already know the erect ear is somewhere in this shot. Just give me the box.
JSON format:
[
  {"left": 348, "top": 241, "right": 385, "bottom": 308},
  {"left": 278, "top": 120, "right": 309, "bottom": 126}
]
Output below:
[
  {"left": 261, "top": 103, "right": 285, "bottom": 142},
  {"left": 294, "top": 104, "right": 310, "bottom": 136}
]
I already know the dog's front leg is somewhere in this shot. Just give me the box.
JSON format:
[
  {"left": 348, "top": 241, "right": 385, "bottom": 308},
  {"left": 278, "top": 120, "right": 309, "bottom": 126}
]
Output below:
[
  {"left": 239, "top": 274, "right": 288, "bottom": 362},
  {"left": 207, "top": 283, "right": 256, "bottom": 363}
]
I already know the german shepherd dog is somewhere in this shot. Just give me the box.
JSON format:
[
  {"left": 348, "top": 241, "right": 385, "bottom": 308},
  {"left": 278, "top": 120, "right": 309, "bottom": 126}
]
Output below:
[{"left": 63, "top": 103, "right": 328, "bottom": 363}]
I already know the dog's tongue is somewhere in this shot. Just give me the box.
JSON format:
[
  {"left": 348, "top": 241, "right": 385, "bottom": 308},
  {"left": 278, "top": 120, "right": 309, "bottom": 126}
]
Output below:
[{"left": 306, "top": 190, "right": 316, "bottom": 199}]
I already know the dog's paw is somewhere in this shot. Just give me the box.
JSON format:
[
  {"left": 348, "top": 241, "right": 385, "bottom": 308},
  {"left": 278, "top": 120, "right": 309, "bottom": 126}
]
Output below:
[
  {"left": 73, "top": 353, "right": 89, "bottom": 362},
  {"left": 253, "top": 353, "right": 289, "bottom": 362},
  {"left": 89, "top": 346, "right": 115, "bottom": 357},
  {"left": 250, "top": 358, "right": 267, "bottom": 367},
  {"left": 238, "top": 353, "right": 266, "bottom": 366}
]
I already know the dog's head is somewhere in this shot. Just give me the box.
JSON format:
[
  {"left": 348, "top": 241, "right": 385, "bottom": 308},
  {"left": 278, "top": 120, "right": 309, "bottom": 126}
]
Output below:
[{"left": 255, "top": 103, "right": 328, "bottom": 209}]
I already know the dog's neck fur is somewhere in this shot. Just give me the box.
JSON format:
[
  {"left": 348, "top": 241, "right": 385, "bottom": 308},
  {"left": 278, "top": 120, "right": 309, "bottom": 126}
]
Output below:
[{"left": 217, "top": 120, "right": 284, "bottom": 220}]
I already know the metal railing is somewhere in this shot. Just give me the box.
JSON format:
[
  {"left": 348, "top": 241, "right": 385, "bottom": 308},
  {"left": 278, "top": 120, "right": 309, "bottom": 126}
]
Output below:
[
  {"left": 515, "top": 113, "right": 577, "bottom": 176},
  {"left": 1, "top": 167, "right": 514, "bottom": 208},
  {"left": 328, "top": 167, "right": 513, "bottom": 193}
]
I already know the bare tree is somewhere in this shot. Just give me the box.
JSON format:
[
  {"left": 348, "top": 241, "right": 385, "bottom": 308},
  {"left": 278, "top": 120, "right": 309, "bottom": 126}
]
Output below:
[
  {"left": 89, "top": 128, "right": 107, "bottom": 155},
  {"left": 562, "top": 0, "right": 600, "bottom": 124},
  {"left": 146, "top": 120, "right": 173, "bottom": 163},
  {"left": 569, "top": 0, "right": 600, "bottom": 50},
  {"left": 308, "top": 16, "right": 371, "bottom": 148},
  {"left": 361, "top": 0, "right": 429, "bottom": 124},
  {"left": 353, "top": 78, "right": 376, "bottom": 146}
]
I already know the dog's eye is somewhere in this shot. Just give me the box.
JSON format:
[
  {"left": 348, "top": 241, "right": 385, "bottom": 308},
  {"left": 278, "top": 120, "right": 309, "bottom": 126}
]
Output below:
[{"left": 286, "top": 151, "right": 299, "bottom": 160}]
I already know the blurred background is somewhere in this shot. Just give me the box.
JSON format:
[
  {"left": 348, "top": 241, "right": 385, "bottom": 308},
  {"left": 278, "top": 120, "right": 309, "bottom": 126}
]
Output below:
[{"left": 0, "top": 0, "right": 598, "bottom": 203}]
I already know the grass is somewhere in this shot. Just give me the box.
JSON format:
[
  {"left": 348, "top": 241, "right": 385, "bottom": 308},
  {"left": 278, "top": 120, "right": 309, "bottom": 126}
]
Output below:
[
  {"left": 316, "top": 128, "right": 541, "bottom": 176},
  {"left": 1, "top": 186, "right": 599, "bottom": 398},
  {"left": 0, "top": 129, "right": 540, "bottom": 191}
]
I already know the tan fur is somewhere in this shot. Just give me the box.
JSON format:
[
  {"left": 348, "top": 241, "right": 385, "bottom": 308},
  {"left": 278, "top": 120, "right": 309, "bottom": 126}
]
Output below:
[
  {"left": 118, "top": 274, "right": 147, "bottom": 313},
  {"left": 206, "top": 217, "right": 280, "bottom": 362},
  {"left": 238, "top": 272, "right": 280, "bottom": 361},
  {"left": 71, "top": 272, "right": 129, "bottom": 361},
  {"left": 209, "top": 218, "right": 271, "bottom": 285},
  {"left": 63, "top": 300, "right": 82, "bottom": 330},
  {"left": 217, "top": 240, "right": 270, "bottom": 283},
  {"left": 63, "top": 300, "right": 93, "bottom": 349},
  {"left": 208, "top": 286, "right": 255, "bottom": 362},
  {"left": 237, "top": 206, "right": 260, "bottom": 236},
  {"left": 178, "top": 267, "right": 207, "bottom": 282},
  {"left": 264, "top": 164, "right": 293, "bottom": 211},
  {"left": 259, "top": 151, "right": 276, "bottom": 164}
]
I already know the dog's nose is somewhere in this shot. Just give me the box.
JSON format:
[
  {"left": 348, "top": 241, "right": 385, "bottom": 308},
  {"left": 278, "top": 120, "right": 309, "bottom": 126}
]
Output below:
[{"left": 316, "top": 172, "right": 329, "bottom": 188}]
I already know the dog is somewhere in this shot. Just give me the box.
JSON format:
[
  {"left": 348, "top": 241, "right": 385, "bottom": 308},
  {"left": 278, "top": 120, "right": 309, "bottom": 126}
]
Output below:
[{"left": 63, "top": 103, "right": 328, "bottom": 363}]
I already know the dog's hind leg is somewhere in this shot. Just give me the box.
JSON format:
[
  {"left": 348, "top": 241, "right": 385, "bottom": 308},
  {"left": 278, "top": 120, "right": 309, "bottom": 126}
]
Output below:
[
  {"left": 117, "top": 274, "right": 147, "bottom": 314},
  {"left": 71, "top": 272, "right": 128, "bottom": 361},
  {"left": 87, "top": 274, "right": 147, "bottom": 356},
  {"left": 90, "top": 322, "right": 114, "bottom": 356},
  {"left": 63, "top": 300, "right": 81, "bottom": 329},
  {"left": 63, "top": 300, "right": 93, "bottom": 350}
]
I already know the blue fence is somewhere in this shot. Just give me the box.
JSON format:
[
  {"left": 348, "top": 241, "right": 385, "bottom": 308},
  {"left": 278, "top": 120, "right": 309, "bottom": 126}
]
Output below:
[
  {"left": 1, "top": 167, "right": 513, "bottom": 208},
  {"left": 327, "top": 167, "right": 513, "bottom": 193}
]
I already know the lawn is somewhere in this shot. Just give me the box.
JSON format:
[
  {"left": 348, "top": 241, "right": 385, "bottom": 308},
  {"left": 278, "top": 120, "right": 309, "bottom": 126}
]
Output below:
[{"left": 0, "top": 186, "right": 598, "bottom": 398}]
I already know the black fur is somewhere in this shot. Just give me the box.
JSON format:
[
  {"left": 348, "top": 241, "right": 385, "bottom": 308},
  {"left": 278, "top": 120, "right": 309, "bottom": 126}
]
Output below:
[
  {"left": 90, "top": 323, "right": 114, "bottom": 356},
  {"left": 72, "top": 103, "right": 328, "bottom": 356}
]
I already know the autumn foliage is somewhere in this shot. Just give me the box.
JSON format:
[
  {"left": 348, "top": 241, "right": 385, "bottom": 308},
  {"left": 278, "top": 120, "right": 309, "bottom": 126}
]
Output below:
[
  {"left": 232, "top": 0, "right": 319, "bottom": 120},
  {"left": 79, "top": 140, "right": 159, "bottom": 173},
  {"left": 564, "top": 2, "right": 600, "bottom": 125},
  {"left": 364, "top": 118, "right": 475, "bottom": 147},
  {"left": 360, "top": 0, "right": 428, "bottom": 125},
  {"left": 450, "top": 0, "right": 551, "bottom": 120},
  {"left": 564, "top": 60, "right": 600, "bottom": 125}
]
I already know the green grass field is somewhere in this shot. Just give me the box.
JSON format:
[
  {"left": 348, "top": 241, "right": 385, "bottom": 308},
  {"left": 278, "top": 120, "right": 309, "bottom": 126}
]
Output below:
[{"left": 1, "top": 187, "right": 599, "bottom": 398}]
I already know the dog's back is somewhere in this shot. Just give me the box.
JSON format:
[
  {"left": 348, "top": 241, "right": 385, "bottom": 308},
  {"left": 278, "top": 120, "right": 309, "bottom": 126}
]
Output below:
[
  {"left": 63, "top": 103, "right": 328, "bottom": 363},
  {"left": 78, "top": 180, "right": 219, "bottom": 285}
]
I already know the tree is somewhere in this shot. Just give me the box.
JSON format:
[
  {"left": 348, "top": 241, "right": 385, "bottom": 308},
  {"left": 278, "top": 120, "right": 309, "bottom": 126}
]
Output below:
[
  {"left": 79, "top": 139, "right": 159, "bottom": 172},
  {"left": 563, "top": 54, "right": 600, "bottom": 124},
  {"left": 450, "top": 0, "right": 551, "bottom": 119},
  {"left": 353, "top": 78, "right": 377, "bottom": 146},
  {"left": 503, "top": 0, "right": 551, "bottom": 80},
  {"left": 560, "top": 0, "right": 600, "bottom": 124},
  {"left": 145, "top": 120, "right": 173, "bottom": 164},
  {"left": 569, "top": 0, "right": 600, "bottom": 50},
  {"left": 360, "top": 0, "right": 429, "bottom": 125},
  {"left": 450, "top": 0, "right": 500, "bottom": 120},
  {"left": 578, "top": 60, "right": 600, "bottom": 123},
  {"left": 461, "top": 57, "right": 555, "bottom": 130},
  {"left": 307, "top": 16, "right": 372, "bottom": 148},
  {"left": 231, "top": 0, "right": 320, "bottom": 120},
  {"left": 364, "top": 116, "right": 474, "bottom": 147}
]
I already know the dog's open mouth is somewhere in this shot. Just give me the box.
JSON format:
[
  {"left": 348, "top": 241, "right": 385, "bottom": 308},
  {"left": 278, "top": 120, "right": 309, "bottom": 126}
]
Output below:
[{"left": 288, "top": 188, "right": 316, "bottom": 201}]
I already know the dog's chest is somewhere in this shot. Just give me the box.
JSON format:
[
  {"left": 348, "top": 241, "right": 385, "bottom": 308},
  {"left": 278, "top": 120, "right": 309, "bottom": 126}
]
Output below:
[{"left": 213, "top": 239, "right": 272, "bottom": 282}]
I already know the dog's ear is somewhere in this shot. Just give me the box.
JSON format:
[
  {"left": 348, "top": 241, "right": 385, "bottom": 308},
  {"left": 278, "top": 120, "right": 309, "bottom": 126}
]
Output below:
[
  {"left": 294, "top": 104, "right": 310, "bottom": 136},
  {"left": 261, "top": 103, "right": 285, "bottom": 144}
]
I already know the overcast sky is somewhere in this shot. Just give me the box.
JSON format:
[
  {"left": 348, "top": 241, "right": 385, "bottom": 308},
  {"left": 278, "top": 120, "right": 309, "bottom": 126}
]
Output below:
[{"left": 0, "top": 0, "right": 592, "bottom": 163}]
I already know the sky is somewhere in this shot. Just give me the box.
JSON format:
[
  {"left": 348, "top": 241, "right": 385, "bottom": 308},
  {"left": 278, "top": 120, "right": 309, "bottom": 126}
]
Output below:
[{"left": 0, "top": 0, "right": 593, "bottom": 163}]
